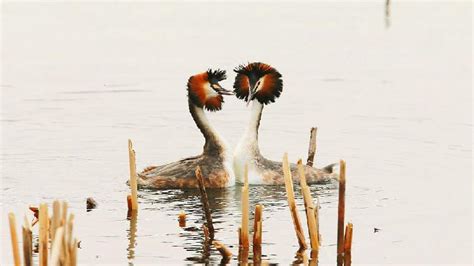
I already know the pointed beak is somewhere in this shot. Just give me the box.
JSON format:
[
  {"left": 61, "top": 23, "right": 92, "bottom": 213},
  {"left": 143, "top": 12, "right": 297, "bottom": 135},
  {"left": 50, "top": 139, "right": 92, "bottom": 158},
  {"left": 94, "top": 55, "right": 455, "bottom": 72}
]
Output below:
[
  {"left": 246, "top": 86, "right": 257, "bottom": 106},
  {"left": 213, "top": 83, "right": 234, "bottom": 96}
]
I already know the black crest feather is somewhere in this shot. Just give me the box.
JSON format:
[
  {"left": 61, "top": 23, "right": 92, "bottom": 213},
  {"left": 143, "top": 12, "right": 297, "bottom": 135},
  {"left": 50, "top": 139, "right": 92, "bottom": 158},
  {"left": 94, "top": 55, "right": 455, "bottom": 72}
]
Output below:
[
  {"left": 233, "top": 62, "right": 283, "bottom": 105},
  {"left": 207, "top": 69, "right": 227, "bottom": 83}
]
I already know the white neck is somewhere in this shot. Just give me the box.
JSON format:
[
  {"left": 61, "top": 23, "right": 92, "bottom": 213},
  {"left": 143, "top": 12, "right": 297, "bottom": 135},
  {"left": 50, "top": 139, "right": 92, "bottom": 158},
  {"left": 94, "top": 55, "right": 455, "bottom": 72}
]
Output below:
[
  {"left": 233, "top": 100, "right": 264, "bottom": 183},
  {"left": 234, "top": 100, "right": 264, "bottom": 159},
  {"left": 189, "top": 102, "right": 227, "bottom": 155}
]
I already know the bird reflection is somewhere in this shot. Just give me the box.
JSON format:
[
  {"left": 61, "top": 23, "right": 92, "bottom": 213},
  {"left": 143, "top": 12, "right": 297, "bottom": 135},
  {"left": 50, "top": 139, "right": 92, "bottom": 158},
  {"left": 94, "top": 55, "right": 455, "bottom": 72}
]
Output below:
[
  {"left": 140, "top": 188, "right": 232, "bottom": 263},
  {"left": 132, "top": 183, "right": 335, "bottom": 263}
]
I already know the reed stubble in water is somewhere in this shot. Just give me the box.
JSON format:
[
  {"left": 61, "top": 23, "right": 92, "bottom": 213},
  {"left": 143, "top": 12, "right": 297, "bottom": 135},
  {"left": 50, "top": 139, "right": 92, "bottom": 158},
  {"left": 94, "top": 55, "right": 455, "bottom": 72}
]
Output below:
[
  {"left": 241, "top": 165, "right": 250, "bottom": 249},
  {"left": 297, "top": 160, "right": 320, "bottom": 252},
  {"left": 39, "top": 203, "right": 48, "bottom": 266},
  {"left": 178, "top": 210, "right": 186, "bottom": 227},
  {"left": 195, "top": 166, "right": 215, "bottom": 240},
  {"left": 344, "top": 223, "right": 353, "bottom": 266},
  {"left": 22, "top": 216, "right": 33, "bottom": 266},
  {"left": 128, "top": 139, "right": 139, "bottom": 211},
  {"left": 9, "top": 202, "right": 78, "bottom": 266},
  {"left": 337, "top": 160, "right": 346, "bottom": 266},
  {"left": 306, "top": 127, "right": 318, "bottom": 167},
  {"left": 282, "top": 153, "right": 308, "bottom": 250},
  {"left": 252, "top": 204, "right": 263, "bottom": 263},
  {"left": 8, "top": 213, "right": 21, "bottom": 266}
]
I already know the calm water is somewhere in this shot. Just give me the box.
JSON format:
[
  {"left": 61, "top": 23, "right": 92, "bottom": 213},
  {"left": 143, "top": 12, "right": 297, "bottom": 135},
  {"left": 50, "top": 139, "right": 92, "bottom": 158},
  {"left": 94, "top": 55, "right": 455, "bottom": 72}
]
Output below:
[{"left": 1, "top": 2, "right": 472, "bottom": 265}]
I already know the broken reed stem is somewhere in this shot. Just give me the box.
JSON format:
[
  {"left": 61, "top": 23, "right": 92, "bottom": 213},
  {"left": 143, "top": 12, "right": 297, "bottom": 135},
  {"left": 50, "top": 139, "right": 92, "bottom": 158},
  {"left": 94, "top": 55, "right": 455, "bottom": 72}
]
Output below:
[
  {"left": 344, "top": 223, "right": 353, "bottom": 266},
  {"left": 282, "top": 153, "right": 307, "bottom": 250},
  {"left": 128, "top": 139, "right": 139, "bottom": 211},
  {"left": 178, "top": 210, "right": 186, "bottom": 227},
  {"left": 25, "top": 201, "right": 77, "bottom": 266},
  {"left": 253, "top": 204, "right": 263, "bottom": 264},
  {"left": 306, "top": 127, "right": 317, "bottom": 167},
  {"left": 252, "top": 204, "right": 263, "bottom": 247},
  {"left": 126, "top": 195, "right": 133, "bottom": 211},
  {"left": 66, "top": 213, "right": 75, "bottom": 246},
  {"left": 22, "top": 215, "right": 33, "bottom": 266},
  {"left": 8, "top": 213, "right": 21, "bottom": 266},
  {"left": 195, "top": 166, "right": 215, "bottom": 240},
  {"left": 297, "top": 160, "right": 320, "bottom": 251},
  {"left": 238, "top": 227, "right": 242, "bottom": 247},
  {"left": 69, "top": 239, "right": 78, "bottom": 266},
  {"left": 60, "top": 202, "right": 69, "bottom": 266},
  {"left": 337, "top": 160, "right": 346, "bottom": 266},
  {"left": 39, "top": 203, "right": 49, "bottom": 266},
  {"left": 50, "top": 226, "right": 64, "bottom": 265},
  {"left": 52, "top": 200, "right": 61, "bottom": 242},
  {"left": 213, "top": 241, "right": 233, "bottom": 259},
  {"left": 65, "top": 211, "right": 78, "bottom": 266},
  {"left": 315, "top": 199, "right": 321, "bottom": 245},
  {"left": 238, "top": 247, "right": 249, "bottom": 265},
  {"left": 241, "top": 164, "right": 250, "bottom": 249}
]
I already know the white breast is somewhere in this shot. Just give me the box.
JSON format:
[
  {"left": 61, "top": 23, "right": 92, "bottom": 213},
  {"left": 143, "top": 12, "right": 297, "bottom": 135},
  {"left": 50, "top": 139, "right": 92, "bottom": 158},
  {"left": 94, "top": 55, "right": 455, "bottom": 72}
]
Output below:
[{"left": 233, "top": 133, "right": 264, "bottom": 185}]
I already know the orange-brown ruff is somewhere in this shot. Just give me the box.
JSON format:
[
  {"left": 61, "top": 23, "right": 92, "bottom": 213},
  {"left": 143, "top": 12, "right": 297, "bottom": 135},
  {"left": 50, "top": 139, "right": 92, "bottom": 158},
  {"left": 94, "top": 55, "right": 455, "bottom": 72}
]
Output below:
[
  {"left": 233, "top": 62, "right": 338, "bottom": 185},
  {"left": 136, "top": 69, "right": 233, "bottom": 189}
]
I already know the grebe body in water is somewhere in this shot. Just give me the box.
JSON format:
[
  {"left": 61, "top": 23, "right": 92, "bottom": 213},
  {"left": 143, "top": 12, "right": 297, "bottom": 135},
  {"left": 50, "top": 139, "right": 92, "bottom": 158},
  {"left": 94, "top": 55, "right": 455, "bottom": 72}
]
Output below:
[
  {"left": 137, "top": 69, "right": 234, "bottom": 189},
  {"left": 232, "top": 62, "right": 337, "bottom": 185}
]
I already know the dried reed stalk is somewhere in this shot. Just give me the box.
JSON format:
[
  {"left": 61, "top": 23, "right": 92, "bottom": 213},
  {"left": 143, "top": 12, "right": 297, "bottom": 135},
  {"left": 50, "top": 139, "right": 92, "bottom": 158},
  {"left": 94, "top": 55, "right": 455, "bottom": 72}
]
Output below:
[
  {"left": 337, "top": 160, "right": 346, "bottom": 266},
  {"left": 22, "top": 215, "right": 33, "bottom": 266},
  {"left": 282, "top": 153, "right": 307, "bottom": 250},
  {"left": 252, "top": 204, "right": 263, "bottom": 264},
  {"left": 178, "top": 210, "right": 186, "bottom": 227},
  {"left": 59, "top": 201, "right": 69, "bottom": 264},
  {"left": 306, "top": 127, "right": 317, "bottom": 166},
  {"left": 344, "top": 223, "right": 353, "bottom": 266},
  {"left": 50, "top": 226, "right": 64, "bottom": 265},
  {"left": 8, "top": 213, "right": 21, "bottom": 266},
  {"left": 66, "top": 213, "right": 75, "bottom": 247},
  {"left": 252, "top": 204, "right": 263, "bottom": 247},
  {"left": 69, "top": 238, "right": 78, "bottom": 266},
  {"left": 126, "top": 195, "right": 132, "bottom": 211},
  {"left": 195, "top": 166, "right": 214, "bottom": 240},
  {"left": 39, "top": 203, "right": 49, "bottom": 266},
  {"left": 128, "top": 139, "right": 139, "bottom": 211},
  {"left": 51, "top": 200, "right": 61, "bottom": 242},
  {"left": 238, "top": 247, "right": 249, "bottom": 264},
  {"left": 238, "top": 227, "right": 242, "bottom": 247},
  {"left": 297, "top": 159, "right": 320, "bottom": 251},
  {"left": 241, "top": 164, "right": 250, "bottom": 249}
]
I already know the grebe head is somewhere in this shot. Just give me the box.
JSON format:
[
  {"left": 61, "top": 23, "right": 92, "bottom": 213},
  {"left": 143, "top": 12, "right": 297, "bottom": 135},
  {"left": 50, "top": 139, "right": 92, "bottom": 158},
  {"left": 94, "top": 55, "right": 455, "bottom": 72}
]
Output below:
[
  {"left": 187, "top": 69, "right": 233, "bottom": 111},
  {"left": 233, "top": 62, "right": 283, "bottom": 105}
]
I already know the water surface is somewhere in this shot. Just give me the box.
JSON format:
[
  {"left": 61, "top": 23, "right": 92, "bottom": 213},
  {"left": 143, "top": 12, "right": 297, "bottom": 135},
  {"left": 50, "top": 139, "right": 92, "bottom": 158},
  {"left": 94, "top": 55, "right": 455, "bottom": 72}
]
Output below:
[{"left": 1, "top": 2, "right": 472, "bottom": 264}]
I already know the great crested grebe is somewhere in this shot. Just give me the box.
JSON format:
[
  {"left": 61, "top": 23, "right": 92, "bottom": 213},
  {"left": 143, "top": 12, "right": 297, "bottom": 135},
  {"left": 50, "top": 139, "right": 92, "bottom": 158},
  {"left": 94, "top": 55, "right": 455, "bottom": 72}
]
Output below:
[
  {"left": 232, "top": 62, "right": 337, "bottom": 185},
  {"left": 137, "top": 69, "right": 234, "bottom": 189}
]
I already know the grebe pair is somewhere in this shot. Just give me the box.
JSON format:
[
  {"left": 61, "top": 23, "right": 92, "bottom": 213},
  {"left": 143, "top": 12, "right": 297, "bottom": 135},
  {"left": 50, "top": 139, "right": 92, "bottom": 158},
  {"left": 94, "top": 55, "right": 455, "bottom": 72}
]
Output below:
[{"left": 137, "top": 63, "right": 336, "bottom": 189}]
